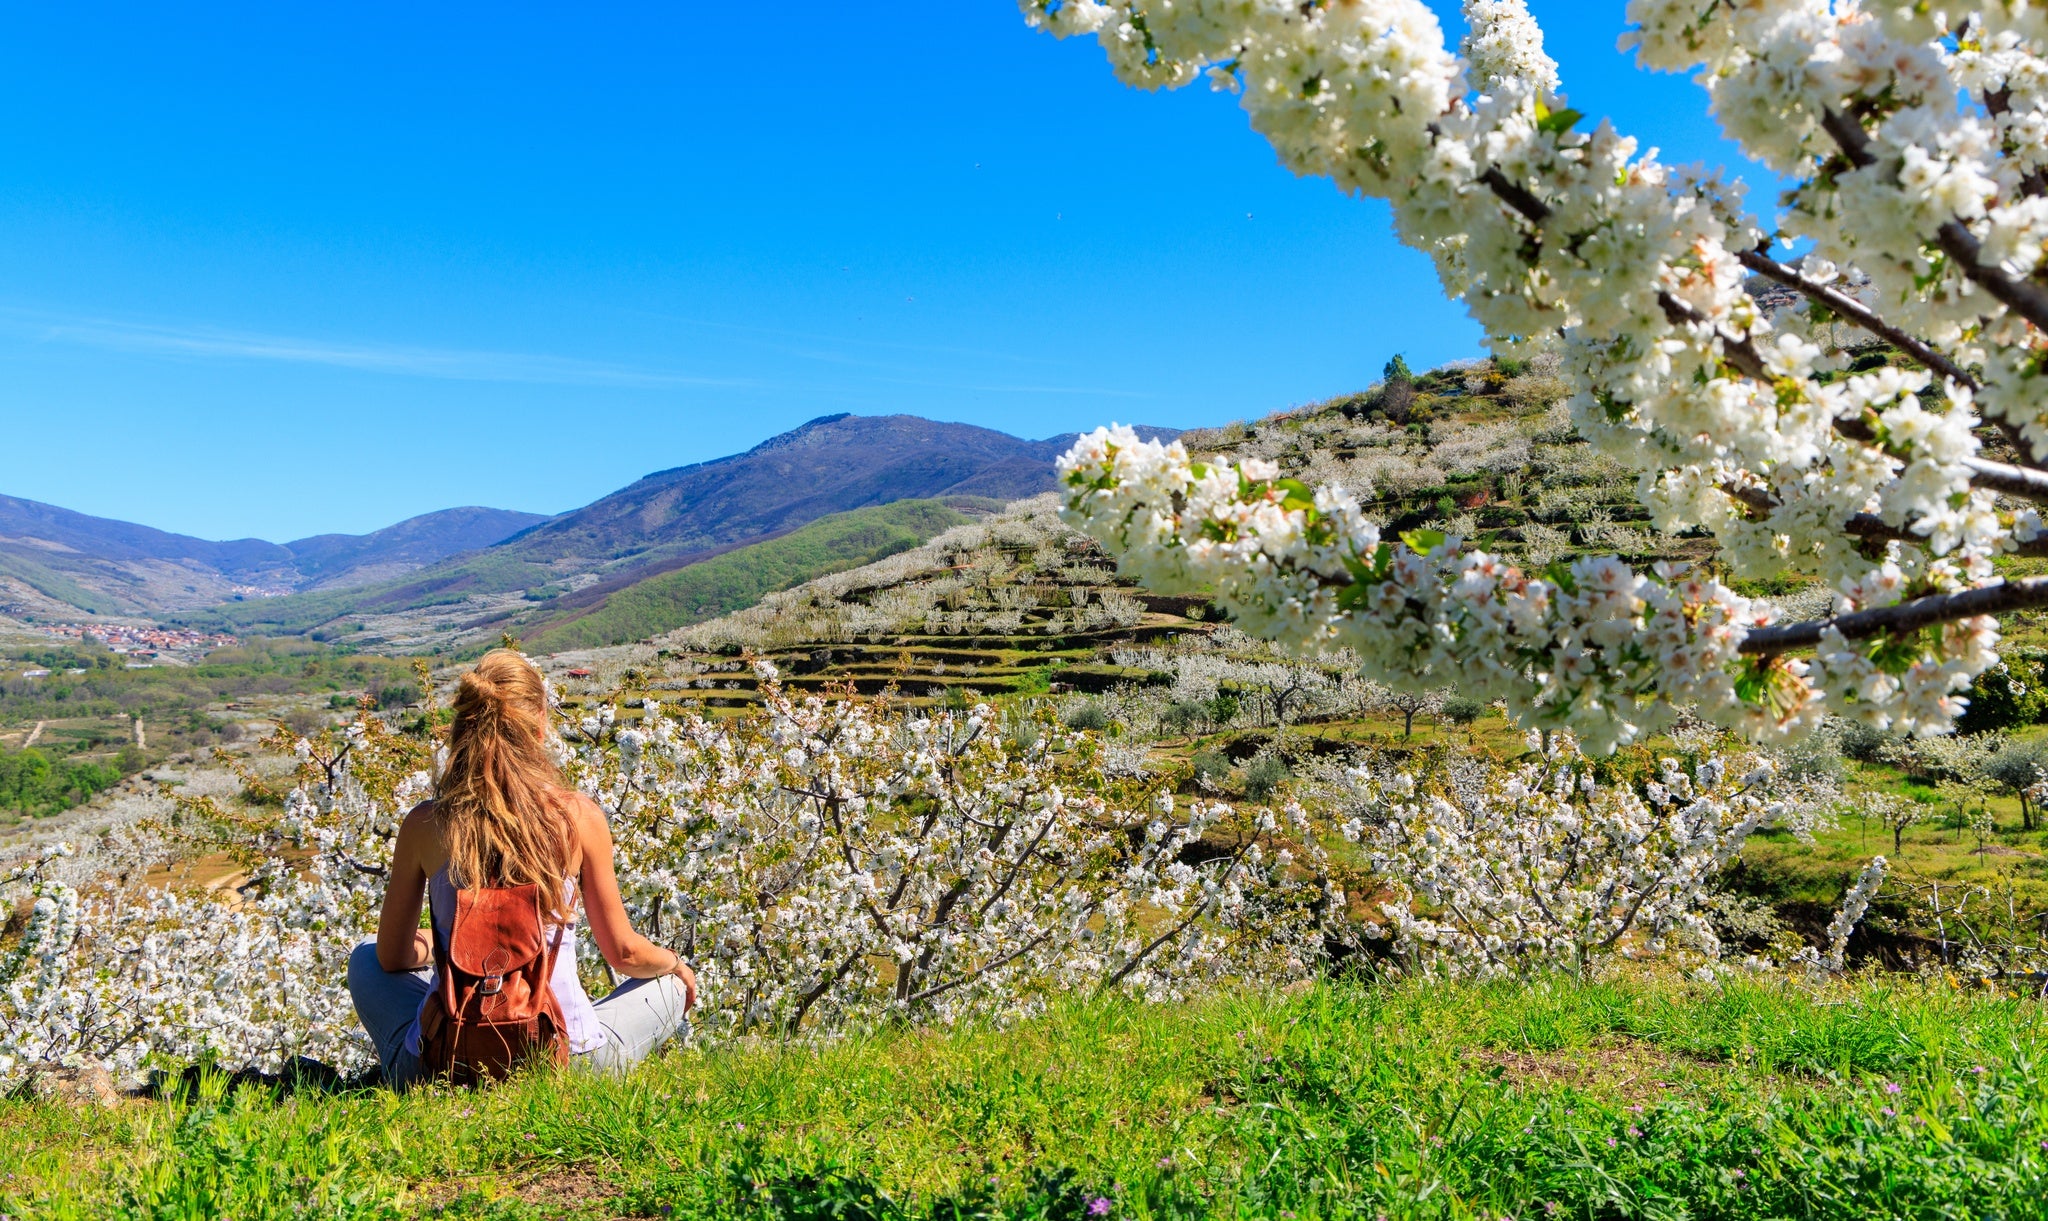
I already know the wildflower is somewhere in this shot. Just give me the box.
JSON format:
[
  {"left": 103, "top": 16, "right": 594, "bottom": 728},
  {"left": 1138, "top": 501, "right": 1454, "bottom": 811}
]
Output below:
[
  {"left": 1088, "top": 1198, "right": 1113, "bottom": 1216},
  {"left": 1883, "top": 1082, "right": 1902, "bottom": 1095}
]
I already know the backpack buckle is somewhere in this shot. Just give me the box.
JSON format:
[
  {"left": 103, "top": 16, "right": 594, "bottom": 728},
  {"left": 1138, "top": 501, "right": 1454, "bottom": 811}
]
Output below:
[{"left": 478, "top": 974, "right": 504, "bottom": 996}]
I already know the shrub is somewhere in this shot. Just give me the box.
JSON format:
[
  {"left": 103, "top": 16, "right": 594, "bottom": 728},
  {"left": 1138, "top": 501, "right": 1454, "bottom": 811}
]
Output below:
[
  {"left": 1836, "top": 718, "right": 1892, "bottom": 763},
  {"left": 1243, "top": 754, "right": 1289, "bottom": 801},
  {"left": 373, "top": 682, "right": 420, "bottom": 710},
  {"left": 1191, "top": 749, "right": 1231, "bottom": 787},
  {"left": 1441, "top": 695, "right": 1485, "bottom": 725},
  {"left": 1163, "top": 701, "right": 1207, "bottom": 735},
  {"left": 1062, "top": 701, "right": 1110, "bottom": 732}
]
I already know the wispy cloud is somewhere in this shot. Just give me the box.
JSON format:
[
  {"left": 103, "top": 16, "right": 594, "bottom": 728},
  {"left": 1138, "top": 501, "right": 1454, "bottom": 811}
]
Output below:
[
  {"left": 867, "top": 375, "right": 1154, "bottom": 399},
  {"left": 1, "top": 305, "right": 1153, "bottom": 402},
  {"left": 10, "top": 309, "right": 750, "bottom": 389}
]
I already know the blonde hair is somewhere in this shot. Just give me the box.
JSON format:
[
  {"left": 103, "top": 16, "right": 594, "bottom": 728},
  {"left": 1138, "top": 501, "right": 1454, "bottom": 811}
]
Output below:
[{"left": 434, "top": 649, "right": 573, "bottom": 922}]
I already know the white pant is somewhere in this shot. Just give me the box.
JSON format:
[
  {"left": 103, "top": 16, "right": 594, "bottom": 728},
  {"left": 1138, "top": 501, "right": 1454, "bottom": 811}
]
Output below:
[{"left": 346, "top": 939, "right": 690, "bottom": 1088}]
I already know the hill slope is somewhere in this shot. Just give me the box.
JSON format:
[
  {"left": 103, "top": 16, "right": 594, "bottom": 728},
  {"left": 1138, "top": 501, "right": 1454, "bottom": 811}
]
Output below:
[{"left": 518, "top": 500, "right": 969, "bottom": 654}]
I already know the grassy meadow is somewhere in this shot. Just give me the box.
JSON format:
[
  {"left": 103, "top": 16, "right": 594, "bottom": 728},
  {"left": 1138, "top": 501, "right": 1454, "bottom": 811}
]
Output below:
[{"left": 6, "top": 974, "right": 2045, "bottom": 1219}]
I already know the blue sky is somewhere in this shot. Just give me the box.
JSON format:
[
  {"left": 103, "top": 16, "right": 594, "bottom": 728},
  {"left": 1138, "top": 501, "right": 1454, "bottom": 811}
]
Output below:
[{"left": 0, "top": 3, "right": 1771, "bottom": 542}]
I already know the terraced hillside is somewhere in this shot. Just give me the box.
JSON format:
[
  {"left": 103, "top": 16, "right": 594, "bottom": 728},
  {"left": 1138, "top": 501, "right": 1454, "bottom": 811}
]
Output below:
[
  {"left": 578, "top": 354, "right": 1682, "bottom": 717},
  {"left": 619, "top": 495, "right": 1198, "bottom": 713}
]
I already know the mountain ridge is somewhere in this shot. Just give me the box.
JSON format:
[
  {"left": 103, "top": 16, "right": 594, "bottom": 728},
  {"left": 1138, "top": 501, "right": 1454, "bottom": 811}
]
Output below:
[
  {"left": 0, "top": 497, "right": 549, "bottom": 616},
  {"left": 5, "top": 412, "right": 1178, "bottom": 634}
]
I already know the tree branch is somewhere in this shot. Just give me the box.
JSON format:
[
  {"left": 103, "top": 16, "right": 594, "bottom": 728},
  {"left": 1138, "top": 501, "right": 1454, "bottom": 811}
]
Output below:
[
  {"left": 1935, "top": 220, "right": 2048, "bottom": 336},
  {"left": 1965, "top": 456, "right": 2048, "bottom": 505},
  {"left": 906, "top": 927, "right": 1060, "bottom": 1005},
  {"left": 1721, "top": 481, "right": 2048, "bottom": 556},
  {"left": 1739, "top": 576, "right": 2048, "bottom": 654},
  {"left": 784, "top": 949, "right": 864, "bottom": 1036},
  {"left": 1832, "top": 416, "right": 2048, "bottom": 506},
  {"left": 1735, "top": 247, "right": 1980, "bottom": 392},
  {"left": 1478, "top": 165, "right": 1549, "bottom": 224},
  {"left": 1820, "top": 108, "right": 1879, "bottom": 170}
]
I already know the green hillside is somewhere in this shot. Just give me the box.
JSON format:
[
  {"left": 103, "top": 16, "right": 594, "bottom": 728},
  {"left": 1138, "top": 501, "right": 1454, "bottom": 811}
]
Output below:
[
  {"left": 0, "top": 548, "right": 108, "bottom": 615},
  {"left": 519, "top": 499, "right": 969, "bottom": 654},
  {"left": 185, "top": 549, "right": 561, "bottom": 637}
]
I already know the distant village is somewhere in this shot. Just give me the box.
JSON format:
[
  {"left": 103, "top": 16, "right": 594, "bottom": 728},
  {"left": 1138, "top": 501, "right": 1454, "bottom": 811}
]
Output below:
[{"left": 32, "top": 622, "right": 239, "bottom": 662}]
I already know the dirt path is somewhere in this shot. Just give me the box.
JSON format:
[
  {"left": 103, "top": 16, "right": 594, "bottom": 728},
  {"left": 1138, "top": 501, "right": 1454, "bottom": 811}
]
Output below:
[{"left": 23, "top": 720, "right": 44, "bottom": 747}]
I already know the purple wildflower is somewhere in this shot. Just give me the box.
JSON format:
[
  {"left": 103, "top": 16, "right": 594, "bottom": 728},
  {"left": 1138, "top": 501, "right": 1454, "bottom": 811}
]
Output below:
[
  {"left": 1088, "top": 1198, "right": 1113, "bottom": 1216},
  {"left": 1883, "top": 1082, "right": 1901, "bottom": 1095}
]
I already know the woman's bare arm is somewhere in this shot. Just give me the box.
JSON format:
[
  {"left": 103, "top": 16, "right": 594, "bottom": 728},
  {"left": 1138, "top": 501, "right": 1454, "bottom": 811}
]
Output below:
[
  {"left": 572, "top": 795, "right": 697, "bottom": 1004},
  {"left": 374, "top": 801, "right": 436, "bottom": 971}
]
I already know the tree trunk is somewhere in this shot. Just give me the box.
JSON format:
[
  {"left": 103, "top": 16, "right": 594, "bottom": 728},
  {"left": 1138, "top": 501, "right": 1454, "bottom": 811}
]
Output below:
[{"left": 1403, "top": 707, "right": 1416, "bottom": 737}]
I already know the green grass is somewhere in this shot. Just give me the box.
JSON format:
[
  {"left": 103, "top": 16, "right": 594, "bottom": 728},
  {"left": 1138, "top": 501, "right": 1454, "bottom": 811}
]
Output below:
[
  {"left": 519, "top": 501, "right": 968, "bottom": 654},
  {"left": 7, "top": 974, "right": 2047, "bottom": 1218}
]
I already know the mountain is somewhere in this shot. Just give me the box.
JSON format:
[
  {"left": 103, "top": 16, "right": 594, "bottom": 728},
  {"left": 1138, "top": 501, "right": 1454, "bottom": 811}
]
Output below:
[
  {"left": 478, "top": 414, "right": 1078, "bottom": 572},
  {"left": 283, "top": 507, "right": 549, "bottom": 591},
  {"left": 0, "top": 495, "right": 548, "bottom": 617},
  {"left": 200, "top": 414, "right": 1179, "bottom": 641}
]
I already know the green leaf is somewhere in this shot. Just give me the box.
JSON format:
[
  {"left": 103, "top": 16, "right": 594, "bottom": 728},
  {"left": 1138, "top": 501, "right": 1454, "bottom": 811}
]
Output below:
[
  {"left": 1274, "top": 478, "right": 1316, "bottom": 511},
  {"left": 1542, "top": 559, "right": 1577, "bottom": 594},
  {"left": 1339, "top": 546, "right": 1396, "bottom": 610},
  {"left": 1188, "top": 462, "right": 1209, "bottom": 481},
  {"left": 1400, "top": 528, "right": 1446, "bottom": 555},
  {"left": 1536, "top": 106, "right": 1583, "bottom": 136}
]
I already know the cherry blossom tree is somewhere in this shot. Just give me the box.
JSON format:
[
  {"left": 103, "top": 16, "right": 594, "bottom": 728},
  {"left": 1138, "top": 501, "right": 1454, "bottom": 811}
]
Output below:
[
  {"left": 1027, "top": 0, "right": 2048, "bottom": 751},
  {"left": 1331, "top": 731, "right": 1840, "bottom": 977}
]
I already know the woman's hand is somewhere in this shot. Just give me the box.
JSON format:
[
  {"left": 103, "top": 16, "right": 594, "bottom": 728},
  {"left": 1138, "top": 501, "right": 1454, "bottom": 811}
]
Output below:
[{"left": 670, "top": 958, "right": 698, "bottom": 1011}]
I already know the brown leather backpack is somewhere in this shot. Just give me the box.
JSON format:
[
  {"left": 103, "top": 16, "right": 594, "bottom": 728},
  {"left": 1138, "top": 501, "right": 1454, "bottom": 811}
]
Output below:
[{"left": 418, "top": 881, "right": 569, "bottom": 1085}]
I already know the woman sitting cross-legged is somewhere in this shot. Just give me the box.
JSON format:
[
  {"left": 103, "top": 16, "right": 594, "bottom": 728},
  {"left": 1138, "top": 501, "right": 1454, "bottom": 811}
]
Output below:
[{"left": 347, "top": 649, "right": 696, "bottom": 1088}]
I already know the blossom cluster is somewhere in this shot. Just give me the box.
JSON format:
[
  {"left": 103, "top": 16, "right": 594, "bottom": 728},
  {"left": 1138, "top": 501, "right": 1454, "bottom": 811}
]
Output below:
[
  {"left": 1061, "top": 428, "right": 1782, "bottom": 751},
  {"left": 1026, "top": 0, "right": 2048, "bottom": 740}
]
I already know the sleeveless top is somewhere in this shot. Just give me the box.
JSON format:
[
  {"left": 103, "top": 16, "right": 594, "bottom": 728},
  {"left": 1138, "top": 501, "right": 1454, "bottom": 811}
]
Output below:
[{"left": 401, "top": 866, "right": 605, "bottom": 1056}]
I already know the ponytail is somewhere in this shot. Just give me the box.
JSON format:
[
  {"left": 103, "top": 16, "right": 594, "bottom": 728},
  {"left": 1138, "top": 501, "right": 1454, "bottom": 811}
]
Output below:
[{"left": 434, "top": 649, "right": 572, "bottom": 921}]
